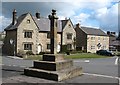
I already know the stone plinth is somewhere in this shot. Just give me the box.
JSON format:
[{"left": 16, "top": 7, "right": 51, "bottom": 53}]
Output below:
[
  {"left": 34, "top": 60, "right": 73, "bottom": 71},
  {"left": 24, "top": 54, "right": 83, "bottom": 81},
  {"left": 24, "top": 66, "right": 82, "bottom": 81},
  {"left": 43, "top": 54, "right": 64, "bottom": 62}
]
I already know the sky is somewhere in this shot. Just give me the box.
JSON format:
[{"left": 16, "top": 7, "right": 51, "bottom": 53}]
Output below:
[{"left": 1, "top": 0, "right": 120, "bottom": 35}]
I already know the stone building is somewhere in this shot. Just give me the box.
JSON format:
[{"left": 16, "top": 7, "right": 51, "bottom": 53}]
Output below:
[
  {"left": 75, "top": 23, "right": 109, "bottom": 53},
  {"left": 2, "top": 9, "right": 76, "bottom": 55},
  {"left": 107, "top": 31, "right": 117, "bottom": 51}
]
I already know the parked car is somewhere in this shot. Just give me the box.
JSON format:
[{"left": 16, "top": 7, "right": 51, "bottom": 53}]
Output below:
[{"left": 96, "top": 50, "right": 114, "bottom": 56}]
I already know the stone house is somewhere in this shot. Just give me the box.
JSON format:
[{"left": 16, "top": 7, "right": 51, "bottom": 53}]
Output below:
[
  {"left": 107, "top": 31, "right": 117, "bottom": 51},
  {"left": 2, "top": 9, "right": 76, "bottom": 55},
  {"left": 75, "top": 23, "right": 109, "bottom": 53}
]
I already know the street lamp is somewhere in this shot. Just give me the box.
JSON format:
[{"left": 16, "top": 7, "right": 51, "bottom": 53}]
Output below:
[{"left": 10, "top": 39, "right": 15, "bottom": 56}]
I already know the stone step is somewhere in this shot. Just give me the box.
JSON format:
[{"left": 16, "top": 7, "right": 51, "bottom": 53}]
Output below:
[
  {"left": 34, "top": 59, "right": 73, "bottom": 71},
  {"left": 24, "top": 66, "right": 83, "bottom": 81},
  {"left": 43, "top": 54, "right": 64, "bottom": 62}
]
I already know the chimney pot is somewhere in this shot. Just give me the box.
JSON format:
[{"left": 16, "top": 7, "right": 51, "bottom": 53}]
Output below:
[
  {"left": 76, "top": 23, "right": 80, "bottom": 28},
  {"left": 36, "top": 11, "right": 40, "bottom": 19},
  {"left": 107, "top": 31, "right": 110, "bottom": 35}
]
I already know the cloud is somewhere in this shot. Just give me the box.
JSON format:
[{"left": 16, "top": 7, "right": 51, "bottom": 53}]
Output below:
[
  {"left": 72, "top": 13, "right": 90, "bottom": 24},
  {"left": 0, "top": 16, "right": 11, "bottom": 31},
  {"left": 94, "top": 3, "right": 118, "bottom": 32},
  {"left": 1, "top": 1, "right": 119, "bottom": 34}
]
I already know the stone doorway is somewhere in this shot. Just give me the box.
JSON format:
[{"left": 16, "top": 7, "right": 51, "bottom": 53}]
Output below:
[{"left": 37, "top": 44, "right": 42, "bottom": 54}]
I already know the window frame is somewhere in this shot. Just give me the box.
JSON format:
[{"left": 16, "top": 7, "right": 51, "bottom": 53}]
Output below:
[
  {"left": 91, "top": 45, "right": 95, "bottom": 49},
  {"left": 24, "top": 31, "right": 32, "bottom": 38},
  {"left": 67, "top": 33, "right": 72, "bottom": 40},
  {"left": 24, "top": 43, "right": 32, "bottom": 50},
  {"left": 47, "top": 44, "right": 50, "bottom": 49},
  {"left": 47, "top": 32, "right": 50, "bottom": 39}
]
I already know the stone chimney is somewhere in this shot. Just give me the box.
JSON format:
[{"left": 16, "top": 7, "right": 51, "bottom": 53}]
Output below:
[
  {"left": 111, "top": 32, "right": 116, "bottom": 36},
  {"left": 36, "top": 11, "right": 40, "bottom": 19},
  {"left": 12, "top": 9, "right": 17, "bottom": 25},
  {"left": 76, "top": 23, "right": 80, "bottom": 28},
  {"left": 107, "top": 31, "right": 110, "bottom": 35},
  {"left": 117, "top": 32, "right": 120, "bottom": 40}
]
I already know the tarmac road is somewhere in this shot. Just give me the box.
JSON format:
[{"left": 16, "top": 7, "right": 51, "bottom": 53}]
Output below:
[
  {"left": 1, "top": 55, "right": 120, "bottom": 84},
  {"left": 74, "top": 56, "right": 119, "bottom": 77}
]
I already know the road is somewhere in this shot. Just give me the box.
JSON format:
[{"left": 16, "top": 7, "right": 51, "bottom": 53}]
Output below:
[
  {"left": 1, "top": 55, "right": 120, "bottom": 84},
  {"left": 74, "top": 57, "right": 119, "bottom": 77}
]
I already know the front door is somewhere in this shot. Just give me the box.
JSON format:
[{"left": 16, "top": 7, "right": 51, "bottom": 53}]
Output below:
[{"left": 38, "top": 44, "right": 42, "bottom": 54}]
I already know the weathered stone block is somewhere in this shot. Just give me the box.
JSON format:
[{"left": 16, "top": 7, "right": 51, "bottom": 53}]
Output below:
[
  {"left": 34, "top": 59, "right": 73, "bottom": 71},
  {"left": 24, "top": 66, "right": 82, "bottom": 81},
  {"left": 43, "top": 54, "right": 64, "bottom": 62}
]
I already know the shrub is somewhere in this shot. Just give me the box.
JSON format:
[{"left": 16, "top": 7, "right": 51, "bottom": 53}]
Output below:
[
  {"left": 70, "top": 50, "right": 82, "bottom": 54},
  {"left": 39, "top": 52, "right": 45, "bottom": 55},
  {"left": 61, "top": 45, "right": 67, "bottom": 53},
  {"left": 26, "top": 51, "right": 34, "bottom": 55},
  {"left": 17, "top": 50, "right": 26, "bottom": 57}
]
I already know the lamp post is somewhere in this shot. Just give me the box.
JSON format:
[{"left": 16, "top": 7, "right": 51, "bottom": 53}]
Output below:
[{"left": 10, "top": 39, "right": 15, "bottom": 56}]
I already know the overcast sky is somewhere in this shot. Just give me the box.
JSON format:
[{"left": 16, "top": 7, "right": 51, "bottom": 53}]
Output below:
[{"left": 1, "top": 0, "right": 120, "bottom": 35}]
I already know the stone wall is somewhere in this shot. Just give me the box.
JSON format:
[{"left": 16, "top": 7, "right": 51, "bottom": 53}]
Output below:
[
  {"left": 17, "top": 13, "right": 39, "bottom": 54},
  {"left": 62, "top": 20, "right": 76, "bottom": 50},
  {"left": 75, "top": 26, "right": 87, "bottom": 51},
  {"left": 38, "top": 32, "right": 61, "bottom": 53},
  {"left": 87, "top": 35, "right": 109, "bottom": 53}
]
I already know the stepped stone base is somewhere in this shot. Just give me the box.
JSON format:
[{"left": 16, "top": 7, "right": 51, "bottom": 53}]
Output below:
[
  {"left": 24, "top": 54, "right": 83, "bottom": 81},
  {"left": 24, "top": 66, "right": 82, "bottom": 81},
  {"left": 34, "top": 60, "right": 73, "bottom": 71}
]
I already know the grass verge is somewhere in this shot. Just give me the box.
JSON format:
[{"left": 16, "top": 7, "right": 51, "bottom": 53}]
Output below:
[
  {"left": 23, "top": 55, "right": 42, "bottom": 60},
  {"left": 65, "top": 53, "right": 110, "bottom": 59},
  {"left": 23, "top": 53, "right": 111, "bottom": 61}
]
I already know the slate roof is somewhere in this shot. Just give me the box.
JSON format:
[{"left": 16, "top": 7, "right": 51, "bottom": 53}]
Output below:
[
  {"left": 33, "top": 17, "right": 62, "bottom": 32},
  {"left": 5, "top": 13, "right": 64, "bottom": 32},
  {"left": 4, "top": 13, "right": 28, "bottom": 31},
  {"left": 81, "top": 26, "right": 107, "bottom": 36},
  {"left": 61, "top": 20, "right": 68, "bottom": 29}
]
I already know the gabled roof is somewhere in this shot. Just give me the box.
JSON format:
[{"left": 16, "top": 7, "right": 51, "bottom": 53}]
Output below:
[
  {"left": 4, "top": 12, "right": 66, "bottom": 32},
  {"left": 33, "top": 17, "right": 62, "bottom": 32},
  {"left": 81, "top": 26, "right": 107, "bottom": 36},
  {"left": 61, "top": 20, "right": 68, "bottom": 29},
  {"left": 4, "top": 13, "right": 28, "bottom": 31}
]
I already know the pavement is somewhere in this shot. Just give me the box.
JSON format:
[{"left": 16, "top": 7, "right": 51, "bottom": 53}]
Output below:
[{"left": 1, "top": 55, "right": 120, "bottom": 84}]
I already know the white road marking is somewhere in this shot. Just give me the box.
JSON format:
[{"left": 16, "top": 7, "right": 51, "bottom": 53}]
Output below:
[
  {"left": 74, "top": 60, "right": 90, "bottom": 63},
  {"left": 83, "top": 73, "right": 119, "bottom": 79},
  {"left": 115, "top": 57, "right": 119, "bottom": 65},
  {"left": 84, "top": 60, "right": 90, "bottom": 63},
  {"left": 2, "top": 64, "right": 26, "bottom": 68}
]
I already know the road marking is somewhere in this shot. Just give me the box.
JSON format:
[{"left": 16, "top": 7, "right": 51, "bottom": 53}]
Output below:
[
  {"left": 74, "top": 60, "right": 90, "bottom": 63},
  {"left": 115, "top": 57, "right": 119, "bottom": 65},
  {"left": 2, "top": 64, "right": 27, "bottom": 68},
  {"left": 84, "top": 60, "right": 90, "bottom": 63},
  {"left": 83, "top": 73, "right": 119, "bottom": 79}
]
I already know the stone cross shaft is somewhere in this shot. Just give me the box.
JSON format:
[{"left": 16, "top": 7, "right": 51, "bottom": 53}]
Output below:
[{"left": 48, "top": 9, "right": 58, "bottom": 54}]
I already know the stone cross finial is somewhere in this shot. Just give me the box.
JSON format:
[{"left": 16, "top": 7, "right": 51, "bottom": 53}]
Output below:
[{"left": 48, "top": 9, "right": 58, "bottom": 54}]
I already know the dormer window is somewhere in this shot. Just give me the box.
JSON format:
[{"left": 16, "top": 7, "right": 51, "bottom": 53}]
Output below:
[{"left": 27, "top": 19, "right": 30, "bottom": 23}]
